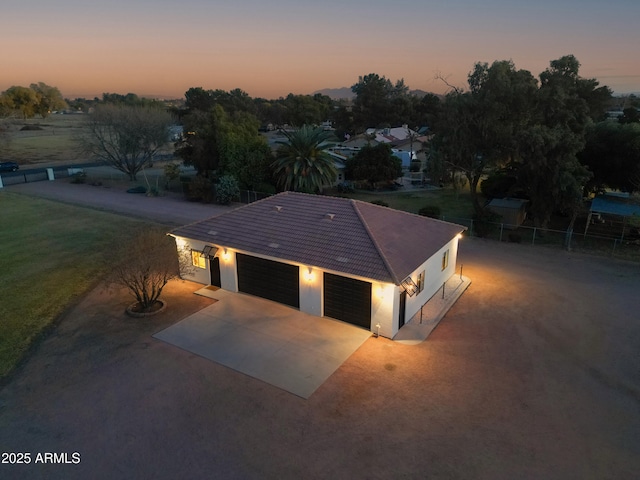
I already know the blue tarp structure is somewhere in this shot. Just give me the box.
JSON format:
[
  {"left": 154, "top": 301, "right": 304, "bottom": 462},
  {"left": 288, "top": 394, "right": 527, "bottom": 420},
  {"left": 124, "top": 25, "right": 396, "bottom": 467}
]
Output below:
[
  {"left": 585, "top": 194, "right": 640, "bottom": 237},
  {"left": 590, "top": 195, "right": 640, "bottom": 217}
]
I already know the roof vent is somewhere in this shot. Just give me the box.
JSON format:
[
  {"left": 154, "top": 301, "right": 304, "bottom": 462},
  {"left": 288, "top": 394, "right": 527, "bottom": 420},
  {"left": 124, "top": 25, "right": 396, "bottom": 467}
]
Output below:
[
  {"left": 325, "top": 213, "right": 335, "bottom": 220},
  {"left": 275, "top": 205, "right": 283, "bottom": 212},
  {"left": 207, "top": 230, "right": 218, "bottom": 236},
  {"left": 268, "top": 242, "right": 280, "bottom": 249}
]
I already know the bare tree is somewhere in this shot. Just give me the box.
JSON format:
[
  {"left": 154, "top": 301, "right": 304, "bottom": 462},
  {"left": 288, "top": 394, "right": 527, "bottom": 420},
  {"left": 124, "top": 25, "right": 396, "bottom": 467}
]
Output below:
[
  {"left": 83, "top": 104, "right": 172, "bottom": 180},
  {"left": 104, "top": 229, "right": 189, "bottom": 313}
]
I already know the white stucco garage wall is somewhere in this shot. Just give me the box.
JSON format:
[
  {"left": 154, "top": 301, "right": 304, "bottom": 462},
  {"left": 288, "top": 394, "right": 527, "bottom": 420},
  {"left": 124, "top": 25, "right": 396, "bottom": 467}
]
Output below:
[{"left": 402, "top": 236, "right": 461, "bottom": 330}]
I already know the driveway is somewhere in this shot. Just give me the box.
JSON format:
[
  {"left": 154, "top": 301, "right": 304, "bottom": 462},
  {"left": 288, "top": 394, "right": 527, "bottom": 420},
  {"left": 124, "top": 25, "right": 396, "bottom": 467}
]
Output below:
[{"left": 154, "top": 289, "right": 371, "bottom": 398}]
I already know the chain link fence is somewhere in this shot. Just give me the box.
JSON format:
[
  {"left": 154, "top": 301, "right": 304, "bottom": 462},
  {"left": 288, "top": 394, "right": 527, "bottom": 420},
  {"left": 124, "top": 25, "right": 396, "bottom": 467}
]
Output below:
[{"left": 441, "top": 215, "right": 640, "bottom": 261}]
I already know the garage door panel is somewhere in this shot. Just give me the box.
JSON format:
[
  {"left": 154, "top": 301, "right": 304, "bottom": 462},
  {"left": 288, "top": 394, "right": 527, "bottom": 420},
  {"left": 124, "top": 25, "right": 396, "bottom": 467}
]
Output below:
[
  {"left": 324, "top": 273, "right": 371, "bottom": 329},
  {"left": 237, "top": 253, "right": 299, "bottom": 308}
]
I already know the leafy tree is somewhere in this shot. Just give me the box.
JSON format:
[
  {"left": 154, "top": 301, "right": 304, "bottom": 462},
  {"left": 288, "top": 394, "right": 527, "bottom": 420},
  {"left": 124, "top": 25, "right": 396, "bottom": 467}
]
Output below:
[
  {"left": 216, "top": 175, "right": 240, "bottom": 205},
  {"left": 83, "top": 104, "right": 172, "bottom": 180},
  {"left": 175, "top": 106, "right": 225, "bottom": 177},
  {"left": 29, "top": 82, "right": 67, "bottom": 117},
  {"left": 176, "top": 104, "right": 272, "bottom": 187},
  {"left": 351, "top": 73, "right": 411, "bottom": 130},
  {"left": 345, "top": 143, "right": 402, "bottom": 188},
  {"left": 272, "top": 125, "right": 338, "bottom": 192},
  {"left": 434, "top": 60, "right": 538, "bottom": 214},
  {"left": 518, "top": 55, "right": 596, "bottom": 228},
  {"left": 184, "top": 87, "right": 217, "bottom": 112},
  {"left": 619, "top": 107, "right": 640, "bottom": 124},
  {"left": 104, "top": 228, "right": 187, "bottom": 313},
  {"left": 579, "top": 121, "right": 640, "bottom": 193},
  {"left": 0, "top": 86, "right": 39, "bottom": 119}
]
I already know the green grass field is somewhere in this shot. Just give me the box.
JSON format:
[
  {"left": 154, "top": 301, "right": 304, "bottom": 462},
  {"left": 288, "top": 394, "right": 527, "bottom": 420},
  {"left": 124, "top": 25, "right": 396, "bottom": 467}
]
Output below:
[
  {"left": 345, "top": 188, "right": 475, "bottom": 219},
  {"left": 1, "top": 114, "right": 87, "bottom": 165},
  {"left": 0, "top": 192, "right": 152, "bottom": 378}
]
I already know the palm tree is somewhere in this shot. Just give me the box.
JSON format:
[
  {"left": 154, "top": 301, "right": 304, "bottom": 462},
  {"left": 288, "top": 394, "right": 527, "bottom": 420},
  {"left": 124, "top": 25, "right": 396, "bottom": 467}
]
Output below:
[{"left": 272, "top": 125, "right": 338, "bottom": 192}]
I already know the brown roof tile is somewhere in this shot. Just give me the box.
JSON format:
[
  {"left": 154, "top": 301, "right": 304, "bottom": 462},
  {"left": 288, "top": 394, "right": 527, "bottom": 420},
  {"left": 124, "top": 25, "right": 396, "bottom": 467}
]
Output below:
[{"left": 172, "top": 192, "right": 465, "bottom": 284}]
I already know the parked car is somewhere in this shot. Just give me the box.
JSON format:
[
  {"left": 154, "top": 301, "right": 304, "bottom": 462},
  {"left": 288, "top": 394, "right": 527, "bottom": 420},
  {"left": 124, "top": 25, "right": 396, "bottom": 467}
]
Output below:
[{"left": 0, "top": 162, "right": 19, "bottom": 172}]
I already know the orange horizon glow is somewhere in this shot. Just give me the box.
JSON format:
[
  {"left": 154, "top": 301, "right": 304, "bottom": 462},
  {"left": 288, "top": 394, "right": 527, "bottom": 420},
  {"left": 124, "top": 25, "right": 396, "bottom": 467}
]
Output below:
[{"left": 2, "top": 1, "right": 639, "bottom": 100}]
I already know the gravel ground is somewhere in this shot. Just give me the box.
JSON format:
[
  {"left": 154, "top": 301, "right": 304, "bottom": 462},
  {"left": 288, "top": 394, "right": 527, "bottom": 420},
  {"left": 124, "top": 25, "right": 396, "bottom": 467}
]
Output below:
[
  {"left": 1, "top": 181, "right": 639, "bottom": 479},
  {"left": 0, "top": 239, "right": 638, "bottom": 479}
]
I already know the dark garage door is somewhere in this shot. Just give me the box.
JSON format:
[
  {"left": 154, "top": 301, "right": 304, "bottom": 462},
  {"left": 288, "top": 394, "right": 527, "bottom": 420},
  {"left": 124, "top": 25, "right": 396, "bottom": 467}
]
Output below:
[
  {"left": 323, "top": 272, "right": 371, "bottom": 329},
  {"left": 236, "top": 253, "right": 300, "bottom": 308}
]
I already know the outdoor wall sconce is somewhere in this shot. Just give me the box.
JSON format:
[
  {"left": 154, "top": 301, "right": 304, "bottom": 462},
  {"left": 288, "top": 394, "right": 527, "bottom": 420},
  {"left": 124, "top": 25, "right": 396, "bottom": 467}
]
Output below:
[
  {"left": 221, "top": 248, "right": 231, "bottom": 261},
  {"left": 304, "top": 266, "right": 315, "bottom": 283}
]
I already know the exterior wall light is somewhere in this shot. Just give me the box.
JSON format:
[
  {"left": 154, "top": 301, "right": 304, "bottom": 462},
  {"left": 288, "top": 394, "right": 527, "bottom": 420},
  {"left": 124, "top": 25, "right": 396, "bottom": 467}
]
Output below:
[
  {"left": 221, "top": 248, "right": 231, "bottom": 261},
  {"left": 304, "top": 267, "right": 315, "bottom": 283}
]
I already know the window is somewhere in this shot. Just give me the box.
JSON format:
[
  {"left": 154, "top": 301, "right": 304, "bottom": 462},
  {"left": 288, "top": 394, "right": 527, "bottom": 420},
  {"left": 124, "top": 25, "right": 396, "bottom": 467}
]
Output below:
[
  {"left": 417, "top": 270, "right": 425, "bottom": 293},
  {"left": 441, "top": 249, "right": 449, "bottom": 271},
  {"left": 191, "top": 250, "right": 206, "bottom": 269}
]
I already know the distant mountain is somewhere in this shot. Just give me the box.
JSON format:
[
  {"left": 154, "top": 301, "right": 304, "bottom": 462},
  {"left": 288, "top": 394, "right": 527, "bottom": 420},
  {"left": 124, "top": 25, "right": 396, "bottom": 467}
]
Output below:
[
  {"left": 312, "top": 87, "right": 439, "bottom": 100},
  {"left": 312, "top": 87, "right": 354, "bottom": 100}
]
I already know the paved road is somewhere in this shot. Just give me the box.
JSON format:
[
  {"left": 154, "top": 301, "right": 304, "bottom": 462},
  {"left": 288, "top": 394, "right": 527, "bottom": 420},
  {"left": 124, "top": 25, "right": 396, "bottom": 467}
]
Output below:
[{"left": 1, "top": 183, "right": 639, "bottom": 479}]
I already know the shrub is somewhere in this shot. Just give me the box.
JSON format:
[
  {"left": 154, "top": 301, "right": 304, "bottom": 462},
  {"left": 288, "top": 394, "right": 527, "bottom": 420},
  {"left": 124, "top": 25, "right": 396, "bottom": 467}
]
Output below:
[
  {"left": 187, "top": 175, "right": 213, "bottom": 202},
  {"left": 70, "top": 171, "right": 87, "bottom": 184},
  {"left": 216, "top": 175, "right": 240, "bottom": 205},
  {"left": 370, "top": 199, "right": 389, "bottom": 207},
  {"left": 164, "top": 163, "right": 181, "bottom": 190},
  {"left": 418, "top": 205, "right": 441, "bottom": 219},
  {"left": 472, "top": 210, "right": 501, "bottom": 238},
  {"left": 336, "top": 182, "right": 355, "bottom": 193}
]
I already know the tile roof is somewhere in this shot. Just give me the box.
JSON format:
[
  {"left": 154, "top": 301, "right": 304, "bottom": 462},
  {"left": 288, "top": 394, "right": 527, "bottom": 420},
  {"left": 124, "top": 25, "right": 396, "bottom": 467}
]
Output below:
[{"left": 172, "top": 192, "right": 466, "bottom": 284}]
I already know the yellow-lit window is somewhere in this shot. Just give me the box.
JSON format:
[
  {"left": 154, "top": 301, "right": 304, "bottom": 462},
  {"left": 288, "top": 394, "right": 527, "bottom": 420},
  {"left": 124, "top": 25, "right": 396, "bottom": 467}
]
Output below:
[
  {"left": 191, "top": 250, "right": 206, "bottom": 269},
  {"left": 441, "top": 250, "right": 449, "bottom": 271}
]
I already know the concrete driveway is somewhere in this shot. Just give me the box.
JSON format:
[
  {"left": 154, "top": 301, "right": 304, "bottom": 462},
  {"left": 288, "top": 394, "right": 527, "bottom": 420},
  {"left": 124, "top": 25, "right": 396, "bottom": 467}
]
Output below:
[{"left": 153, "top": 289, "right": 371, "bottom": 398}]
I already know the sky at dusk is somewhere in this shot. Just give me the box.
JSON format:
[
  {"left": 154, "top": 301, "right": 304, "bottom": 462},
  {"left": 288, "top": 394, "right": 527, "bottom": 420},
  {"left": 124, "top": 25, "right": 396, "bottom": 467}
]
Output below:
[{"left": 2, "top": 0, "right": 639, "bottom": 100}]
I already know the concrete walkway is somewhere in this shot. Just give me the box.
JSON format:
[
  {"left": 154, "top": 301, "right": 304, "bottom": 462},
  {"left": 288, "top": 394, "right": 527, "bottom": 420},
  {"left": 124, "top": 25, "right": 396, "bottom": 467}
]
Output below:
[
  {"left": 153, "top": 289, "right": 372, "bottom": 398},
  {"left": 393, "top": 274, "right": 471, "bottom": 345}
]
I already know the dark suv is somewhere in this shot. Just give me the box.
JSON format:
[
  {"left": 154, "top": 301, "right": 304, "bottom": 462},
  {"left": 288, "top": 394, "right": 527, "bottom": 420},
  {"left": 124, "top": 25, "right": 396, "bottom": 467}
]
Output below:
[{"left": 0, "top": 162, "right": 19, "bottom": 172}]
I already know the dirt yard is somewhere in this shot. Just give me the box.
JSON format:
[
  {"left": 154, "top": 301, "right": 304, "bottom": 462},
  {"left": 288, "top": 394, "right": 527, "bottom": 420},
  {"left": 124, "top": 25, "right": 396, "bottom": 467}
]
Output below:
[{"left": 0, "top": 238, "right": 638, "bottom": 479}]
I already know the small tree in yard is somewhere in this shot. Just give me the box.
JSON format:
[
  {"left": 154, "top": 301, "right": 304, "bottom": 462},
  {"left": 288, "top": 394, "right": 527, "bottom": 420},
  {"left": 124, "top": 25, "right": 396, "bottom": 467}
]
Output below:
[
  {"left": 216, "top": 174, "right": 240, "bottom": 205},
  {"left": 105, "top": 229, "right": 187, "bottom": 314},
  {"left": 83, "top": 104, "right": 172, "bottom": 180}
]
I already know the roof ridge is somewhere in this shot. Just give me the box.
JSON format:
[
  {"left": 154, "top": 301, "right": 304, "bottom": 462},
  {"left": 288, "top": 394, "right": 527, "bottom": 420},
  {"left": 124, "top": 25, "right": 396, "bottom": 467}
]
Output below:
[
  {"left": 351, "top": 200, "right": 402, "bottom": 285},
  {"left": 353, "top": 196, "right": 468, "bottom": 229}
]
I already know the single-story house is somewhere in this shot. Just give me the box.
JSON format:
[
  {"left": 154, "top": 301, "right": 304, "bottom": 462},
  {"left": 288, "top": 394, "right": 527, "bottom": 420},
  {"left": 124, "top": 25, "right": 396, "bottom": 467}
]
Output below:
[{"left": 170, "top": 192, "right": 466, "bottom": 339}]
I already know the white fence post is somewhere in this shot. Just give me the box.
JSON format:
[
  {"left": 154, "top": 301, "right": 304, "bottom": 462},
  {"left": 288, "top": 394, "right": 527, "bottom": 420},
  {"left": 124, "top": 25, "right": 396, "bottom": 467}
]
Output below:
[{"left": 47, "top": 168, "right": 55, "bottom": 181}]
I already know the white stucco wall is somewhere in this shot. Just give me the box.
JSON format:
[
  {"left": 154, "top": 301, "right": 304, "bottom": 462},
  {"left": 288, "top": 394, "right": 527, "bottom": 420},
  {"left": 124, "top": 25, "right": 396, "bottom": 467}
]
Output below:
[
  {"left": 172, "top": 234, "right": 462, "bottom": 340},
  {"left": 299, "top": 267, "right": 322, "bottom": 317},
  {"left": 371, "top": 282, "right": 397, "bottom": 338},
  {"left": 400, "top": 236, "right": 461, "bottom": 333},
  {"left": 173, "top": 236, "right": 210, "bottom": 285}
]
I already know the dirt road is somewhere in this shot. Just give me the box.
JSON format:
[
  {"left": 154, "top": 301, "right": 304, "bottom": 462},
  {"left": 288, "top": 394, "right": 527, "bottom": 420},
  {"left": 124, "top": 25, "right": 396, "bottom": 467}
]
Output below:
[{"left": 1, "top": 235, "right": 639, "bottom": 479}]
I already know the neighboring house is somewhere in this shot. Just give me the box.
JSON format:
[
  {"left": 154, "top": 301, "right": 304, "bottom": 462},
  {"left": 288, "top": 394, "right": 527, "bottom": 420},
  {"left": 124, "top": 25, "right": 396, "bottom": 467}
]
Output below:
[
  {"left": 171, "top": 192, "right": 466, "bottom": 339},
  {"left": 365, "top": 125, "right": 419, "bottom": 144},
  {"left": 327, "top": 151, "right": 347, "bottom": 186}
]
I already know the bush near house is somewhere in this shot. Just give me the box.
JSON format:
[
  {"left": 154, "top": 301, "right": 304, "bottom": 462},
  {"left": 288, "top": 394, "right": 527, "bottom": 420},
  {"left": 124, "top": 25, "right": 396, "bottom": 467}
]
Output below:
[{"left": 418, "top": 205, "right": 441, "bottom": 218}]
